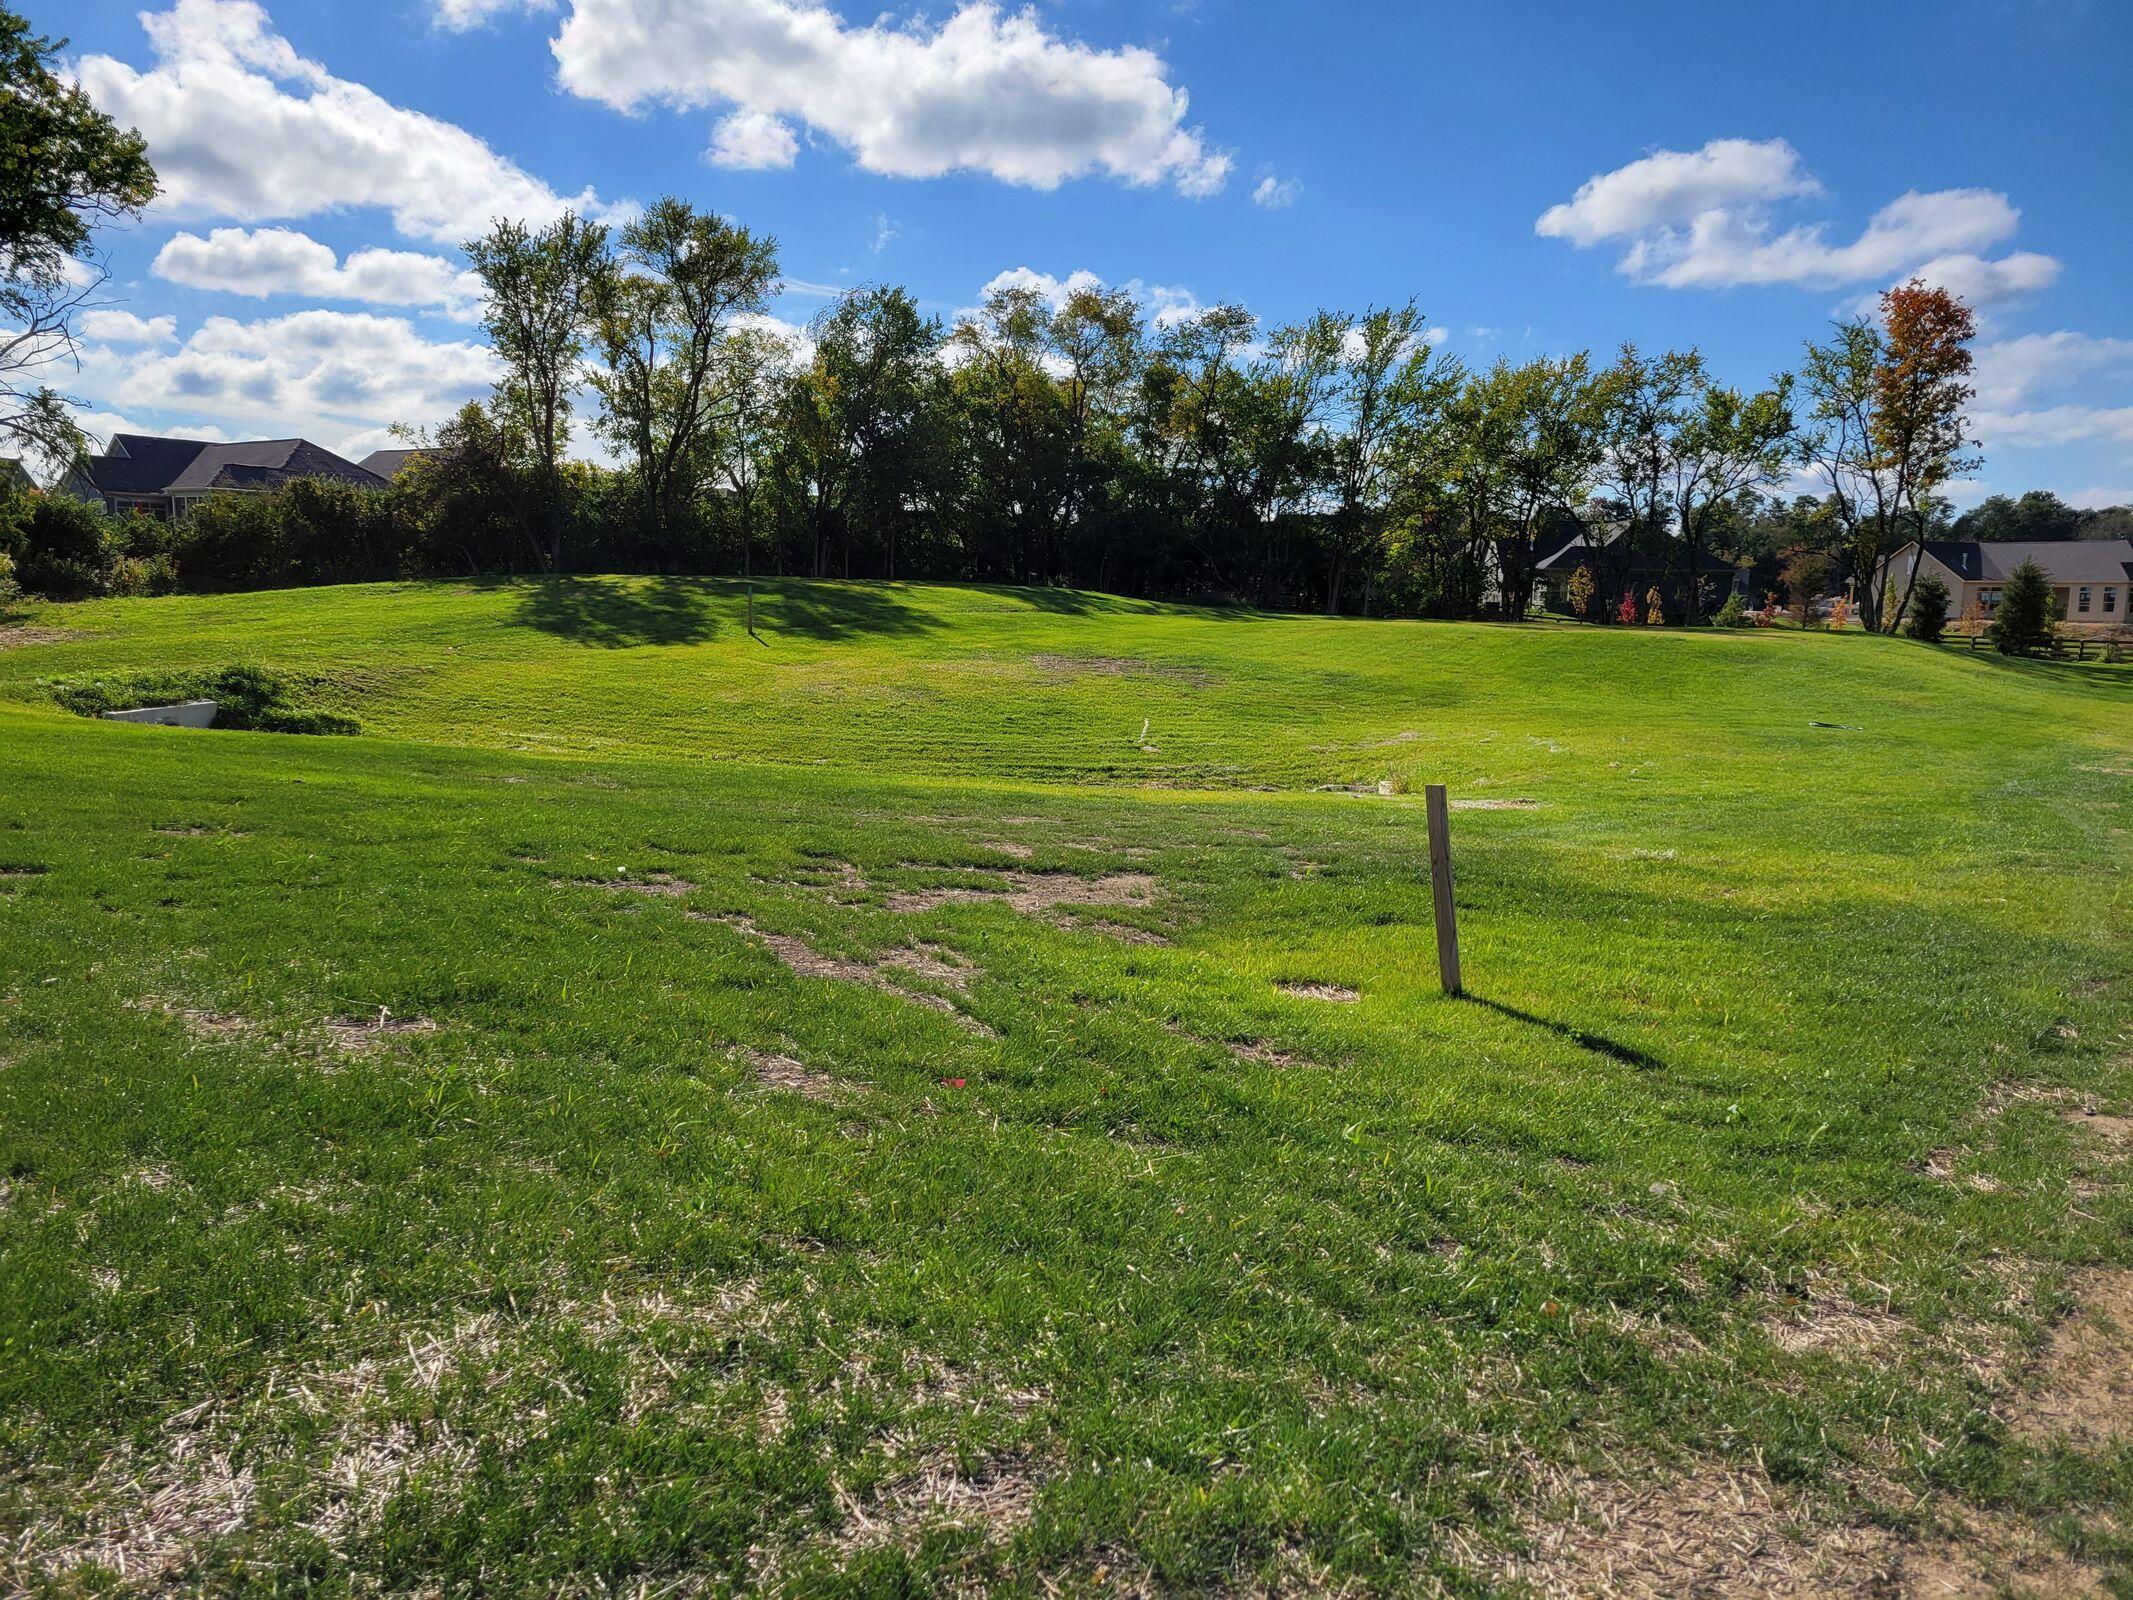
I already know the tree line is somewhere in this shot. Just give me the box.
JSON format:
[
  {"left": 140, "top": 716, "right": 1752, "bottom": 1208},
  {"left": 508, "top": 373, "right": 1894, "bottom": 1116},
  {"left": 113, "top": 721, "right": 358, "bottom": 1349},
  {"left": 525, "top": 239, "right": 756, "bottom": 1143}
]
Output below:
[
  {"left": 380, "top": 201, "right": 1981, "bottom": 631},
  {"left": 0, "top": 113, "right": 2078, "bottom": 634}
]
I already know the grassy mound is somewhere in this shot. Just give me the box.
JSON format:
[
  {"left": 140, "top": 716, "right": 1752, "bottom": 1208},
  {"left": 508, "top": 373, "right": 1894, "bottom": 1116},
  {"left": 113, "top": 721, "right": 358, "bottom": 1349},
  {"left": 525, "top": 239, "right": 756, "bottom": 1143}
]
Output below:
[
  {"left": 0, "top": 577, "right": 2127, "bottom": 1594},
  {"left": 39, "top": 662, "right": 360, "bottom": 734}
]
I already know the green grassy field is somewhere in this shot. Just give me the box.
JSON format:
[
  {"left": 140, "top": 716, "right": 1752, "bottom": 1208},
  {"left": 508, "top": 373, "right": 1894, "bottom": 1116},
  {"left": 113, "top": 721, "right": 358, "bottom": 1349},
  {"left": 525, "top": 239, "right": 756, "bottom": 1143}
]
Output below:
[{"left": 1, "top": 577, "right": 2128, "bottom": 1597}]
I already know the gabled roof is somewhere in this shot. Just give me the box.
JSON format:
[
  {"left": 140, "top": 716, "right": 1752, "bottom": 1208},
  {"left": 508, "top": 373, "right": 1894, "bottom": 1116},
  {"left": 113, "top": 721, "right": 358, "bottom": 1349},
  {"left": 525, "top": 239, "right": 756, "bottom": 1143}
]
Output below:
[
  {"left": 1921, "top": 539, "right": 2133, "bottom": 585},
  {"left": 357, "top": 448, "right": 431, "bottom": 479},
  {"left": 76, "top": 435, "right": 387, "bottom": 497},
  {"left": 82, "top": 434, "right": 210, "bottom": 495}
]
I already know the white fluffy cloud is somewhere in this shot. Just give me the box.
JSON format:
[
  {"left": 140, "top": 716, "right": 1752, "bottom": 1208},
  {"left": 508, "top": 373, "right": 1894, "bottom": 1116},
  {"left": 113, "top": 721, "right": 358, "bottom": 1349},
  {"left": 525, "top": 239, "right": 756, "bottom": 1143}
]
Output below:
[
  {"left": 973, "top": 266, "right": 1207, "bottom": 329},
  {"left": 74, "top": 0, "right": 619, "bottom": 245},
  {"left": 1252, "top": 174, "right": 1301, "bottom": 210},
  {"left": 1972, "top": 405, "right": 2133, "bottom": 447},
  {"left": 1968, "top": 330, "right": 2133, "bottom": 451},
  {"left": 1539, "top": 138, "right": 2056, "bottom": 300},
  {"left": 1537, "top": 138, "right": 1822, "bottom": 246},
  {"left": 80, "top": 310, "right": 178, "bottom": 345},
  {"left": 549, "top": 0, "right": 1231, "bottom": 195},
  {"left": 73, "top": 411, "right": 232, "bottom": 449},
  {"left": 431, "top": 0, "right": 555, "bottom": 29},
  {"left": 708, "top": 109, "right": 801, "bottom": 170},
  {"left": 86, "top": 309, "right": 499, "bottom": 439},
  {"left": 1971, "top": 331, "right": 2133, "bottom": 408},
  {"left": 153, "top": 227, "right": 484, "bottom": 319},
  {"left": 1906, "top": 251, "right": 2061, "bottom": 308}
]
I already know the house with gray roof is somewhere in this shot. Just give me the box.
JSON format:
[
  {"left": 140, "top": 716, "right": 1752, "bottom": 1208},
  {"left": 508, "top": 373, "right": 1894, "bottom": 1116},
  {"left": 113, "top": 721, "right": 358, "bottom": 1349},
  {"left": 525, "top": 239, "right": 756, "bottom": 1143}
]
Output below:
[
  {"left": 356, "top": 448, "right": 434, "bottom": 480},
  {"left": 60, "top": 435, "right": 387, "bottom": 521},
  {"left": 1898, "top": 538, "right": 2133, "bottom": 634}
]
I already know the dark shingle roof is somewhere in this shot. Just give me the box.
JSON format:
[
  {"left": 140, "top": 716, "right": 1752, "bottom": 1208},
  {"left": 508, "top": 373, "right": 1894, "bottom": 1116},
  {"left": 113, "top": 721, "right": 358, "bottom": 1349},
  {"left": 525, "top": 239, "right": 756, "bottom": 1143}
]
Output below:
[
  {"left": 81, "top": 434, "right": 211, "bottom": 496},
  {"left": 78, "top": 435, "right": 386, "bottom": 497},
  {"left": 1925, "top": 539, "right": 2133, "bottom": 584},
  {"left": 357, "top": 448, "right": 431, "bottom": 479}
]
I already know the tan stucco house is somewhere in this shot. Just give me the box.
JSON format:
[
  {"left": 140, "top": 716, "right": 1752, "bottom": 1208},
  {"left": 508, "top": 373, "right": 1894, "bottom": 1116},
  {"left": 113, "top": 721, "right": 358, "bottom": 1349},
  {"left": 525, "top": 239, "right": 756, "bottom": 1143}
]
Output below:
[{"left": 1896, "top": 538, "right": 2133, "bottom": 634}]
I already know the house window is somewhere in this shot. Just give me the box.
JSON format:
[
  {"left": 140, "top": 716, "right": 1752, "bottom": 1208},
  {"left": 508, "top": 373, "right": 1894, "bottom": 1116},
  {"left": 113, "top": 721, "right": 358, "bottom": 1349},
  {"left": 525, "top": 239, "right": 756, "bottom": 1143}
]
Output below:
[
  {"left": 1979, "top": 587, "right": 2001, "bottom": 611},
  {"left": 2107, "top": 588, "right": 2120, "bottom": 615},
  {"left": 2078, "top": 586, "right": 2092, "bottom": 614}
]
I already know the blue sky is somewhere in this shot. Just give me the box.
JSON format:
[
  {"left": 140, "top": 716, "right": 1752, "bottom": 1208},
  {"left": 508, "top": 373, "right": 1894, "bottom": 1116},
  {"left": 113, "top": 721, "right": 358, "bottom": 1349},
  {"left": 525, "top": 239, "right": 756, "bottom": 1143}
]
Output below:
[{"left": 42, "top": 0, "right": 2133, "bottom": 505}]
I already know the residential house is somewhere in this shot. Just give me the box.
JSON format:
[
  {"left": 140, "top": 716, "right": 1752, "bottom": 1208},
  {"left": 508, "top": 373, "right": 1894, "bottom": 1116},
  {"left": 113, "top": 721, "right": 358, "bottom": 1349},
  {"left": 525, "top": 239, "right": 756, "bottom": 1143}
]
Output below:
[
  {"left": 356, "top": 448, "right": 434, "bottom": 480},
  {"left": 1532, "top": 519, "right": 1751, "bottom": 618},
  {"left": 1896, "top": 539, "right": 2133, "bottom": 634},
  {"left": 60, "top": 435, "right": 387, "bottom": 521}
]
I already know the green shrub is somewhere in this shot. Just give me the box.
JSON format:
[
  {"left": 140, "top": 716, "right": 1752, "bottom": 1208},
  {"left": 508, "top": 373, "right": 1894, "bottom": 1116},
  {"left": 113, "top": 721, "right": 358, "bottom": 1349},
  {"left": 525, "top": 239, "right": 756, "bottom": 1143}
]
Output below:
[
  {"left": 0, "top": 549, "right": 18, "bottom": 612},
  {"left": 1904, "top": 572, "right": 1950, "bottom": 643},
  {"left": 1711, "top": 591, "right": 1750, "bottom": 629},
  {"left": 42, "top": 663, "right": 360, "bottom": 735},
  {"left": 1987, "top": 559, "right": 2057, "bottom": 655}
]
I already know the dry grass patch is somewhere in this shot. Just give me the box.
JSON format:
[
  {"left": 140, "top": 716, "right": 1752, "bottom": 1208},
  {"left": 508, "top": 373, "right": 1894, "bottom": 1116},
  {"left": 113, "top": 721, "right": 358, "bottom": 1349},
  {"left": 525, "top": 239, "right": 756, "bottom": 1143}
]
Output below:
[
  {"left": 883, "top": 870, "right": 1158, "bottom": 916},
  {"left": 1451, "top": 796, "right": 1543, "bottom": 811},
  {"left": 132, "top": 996, "right": 254, "bottom": 1041},
  {"left": 2004, "top": 1268, "right": 2133, "bottom": 1451},
  {"left": 8, "top": 1402, "right": 255, "bottom": 1590},
  {"left": 577, "top": 871, "right": 696, "bottom": 898},
  {"left": 320, "top": 1008, "right": 441, "bottom": 1057},
  {"left": 1921, "top": 1149, "right": 2005, "bottom": 1193},
  {"left": 830, "top": 1450, "right": 1048, "bottom": 1561},
  {"left": 1026, "top": 652, "right": 1212, "bottom": 687},
  {"left": 1488, "top": 1459, "right": 2110, "bottom": 1599},
  {"left": 1277, "top": 981, "right": 1360, "bottom": 1004},
  {"left": 1761, "top": 1273, "right": 1909, "bottom": 1362},
  {"left": 0, "top": 625, "right": 86, "bottom": 650},
  {"left": 2063, "top": 1107, "right": 2133, "bottom": 1154},
  {"left": 740, "top": 1048, "right": 860, "bottom": 1102},
  {"left": 714, "top": 916, "right": 996, "bottom": 1036}
]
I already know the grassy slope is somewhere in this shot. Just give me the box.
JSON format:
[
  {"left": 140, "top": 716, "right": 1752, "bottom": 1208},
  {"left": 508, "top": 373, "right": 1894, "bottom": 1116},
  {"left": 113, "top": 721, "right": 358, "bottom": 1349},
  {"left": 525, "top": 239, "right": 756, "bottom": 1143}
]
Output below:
[{"left": 0, "top": 577, "right": 2128, "bottom": 1595}]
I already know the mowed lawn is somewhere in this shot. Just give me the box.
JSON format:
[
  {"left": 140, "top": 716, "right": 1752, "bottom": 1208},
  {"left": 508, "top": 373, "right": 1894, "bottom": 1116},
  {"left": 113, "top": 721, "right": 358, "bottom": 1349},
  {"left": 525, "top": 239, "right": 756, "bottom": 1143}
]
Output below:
[{"left": 0, "top": 577, "right": 2128, "bottom": 1597}]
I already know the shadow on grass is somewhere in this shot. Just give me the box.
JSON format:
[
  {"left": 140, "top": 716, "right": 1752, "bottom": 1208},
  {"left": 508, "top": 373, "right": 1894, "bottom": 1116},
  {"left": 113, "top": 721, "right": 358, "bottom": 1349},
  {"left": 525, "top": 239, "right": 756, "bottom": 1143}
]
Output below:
[
  {"left": 752, "top": 581, "right": 938, "bottom": 641},
  {"left": 502, "top": 576, "right": 943, "bottom": 647},
  {"left": 1467, "top": 995, "right": 1668, "bottom": 1071},
  {"left": 1941, "top": 643, "right": 2133, "bottom": 696},
  {"left": 511, "top": 577, "right": 724, "bottom": 648}
]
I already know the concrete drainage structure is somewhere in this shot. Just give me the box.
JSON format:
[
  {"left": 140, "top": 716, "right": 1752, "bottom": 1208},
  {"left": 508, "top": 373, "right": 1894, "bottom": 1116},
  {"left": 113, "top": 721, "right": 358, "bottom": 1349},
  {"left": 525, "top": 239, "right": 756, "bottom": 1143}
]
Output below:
[{"left": 102, "top": 700, "right": 219, "bottom": 728}]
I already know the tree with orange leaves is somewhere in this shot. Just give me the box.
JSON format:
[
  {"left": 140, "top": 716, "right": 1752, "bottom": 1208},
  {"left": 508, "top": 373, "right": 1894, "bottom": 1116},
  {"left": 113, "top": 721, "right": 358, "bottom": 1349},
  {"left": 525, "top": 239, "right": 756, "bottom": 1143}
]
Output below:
[{"left": 1799, "top": 280, "right": 1979, "bottom": 634}]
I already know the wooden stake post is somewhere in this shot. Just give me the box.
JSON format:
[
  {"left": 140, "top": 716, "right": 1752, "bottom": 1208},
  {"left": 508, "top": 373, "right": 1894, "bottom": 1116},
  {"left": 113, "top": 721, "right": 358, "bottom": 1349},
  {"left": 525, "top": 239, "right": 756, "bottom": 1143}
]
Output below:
[
  {"left": 1424, "top": 784, "right": 1463, "bottom": 997},
  {"left": 746, "top": 584, "right": 756, "bottom": 636}
]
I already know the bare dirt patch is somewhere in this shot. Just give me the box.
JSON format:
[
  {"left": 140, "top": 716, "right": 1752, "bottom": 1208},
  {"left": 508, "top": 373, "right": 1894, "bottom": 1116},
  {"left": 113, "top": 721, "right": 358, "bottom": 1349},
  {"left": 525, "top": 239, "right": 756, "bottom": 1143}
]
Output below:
[
  {"left": 1277, "top": 981, "right": 1360, "bottom": 1003},
  {"left": 0, "top": 626, "right": 86, "bottom": 651},
  {"left": 831, "top": 1450, "right": 1048, "bottom": 1560},
  {"left": 2004, "top": 1267, "right": 2133, "bottom": 1451},
  {"left": 153, "top": 824, "right": 247, "bottom": 838},
  {"left": 1231, "top": 1039, "right": 1311, "bottom": 1069},
  {"left": 320, "top": 1009, "right": 441, "bottom": 1057},
  {"left": 1027, "top": 652, "right": 1212, "bottom": 687},
  {"left": 740, "top": 1048, "right": 860, "bottom": 1102},
  {"left": 1451, "top": 797, "right": 1543, "bottom": 811},
  {"left": 1487, "top": 1460, "right": 2109, "bottom": 1599},
  {"left": 714, "top": 917, "right": 995, "bottom": 1036},
  {"left": 133, "top": 997, "right": 253, "bottom": 1041},
  {"left": 1075, "top": 919, "right": 1170, "bottom": 946},
  {"left": 1922, "top": 1149, "right": 2005, "bottom": 1193},
  {"left": 2063, "top": 1108, "right": 2133, "bottom": 1154},
  {"left": 577, "top": 871, "right": 695, "bottom": 898},
  {"left": 1761, "top": 1273, "right": 1909, "bottom": 1362},
  {"left": 883, "top": 870, "right": 1158, "bottom": 915}
]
